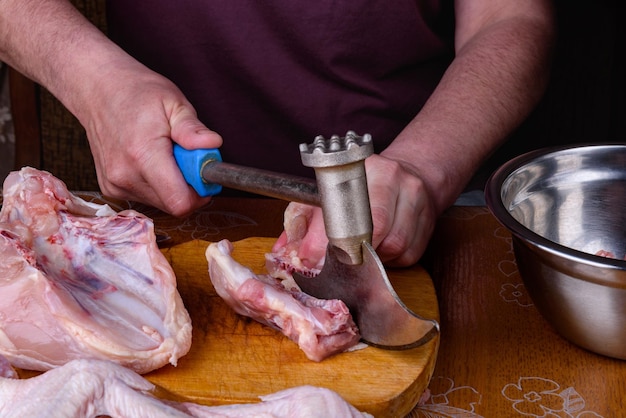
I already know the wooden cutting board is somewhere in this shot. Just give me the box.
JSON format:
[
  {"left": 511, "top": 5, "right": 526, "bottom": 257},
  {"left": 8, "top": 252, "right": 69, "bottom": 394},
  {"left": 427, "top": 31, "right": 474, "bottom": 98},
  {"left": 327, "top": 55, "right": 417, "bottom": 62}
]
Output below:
[{"left": 148, "top": 238, "right": 439, "bottom": 417}]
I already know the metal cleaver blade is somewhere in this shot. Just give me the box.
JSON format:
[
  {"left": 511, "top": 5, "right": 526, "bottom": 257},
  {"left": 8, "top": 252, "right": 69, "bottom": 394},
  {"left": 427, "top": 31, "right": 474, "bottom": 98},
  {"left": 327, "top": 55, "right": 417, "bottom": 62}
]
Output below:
[{"left": 294, "top": 241, "right": 439, "bottom": 349}]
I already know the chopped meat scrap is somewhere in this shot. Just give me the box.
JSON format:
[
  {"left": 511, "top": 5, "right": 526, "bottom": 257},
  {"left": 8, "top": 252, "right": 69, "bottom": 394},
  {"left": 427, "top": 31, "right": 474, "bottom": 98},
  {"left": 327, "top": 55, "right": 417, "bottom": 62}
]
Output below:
[
  {"left": 0, "top": 167, "right": 192, "bottom": 374},
  {"left": 271, "top": 202, "right": 328, "bottom": 271},
  {"left": 0, "top": 356, "right": 17, "bottom": 379},
  {"left": 594, "top": 249, "right": 626, "bottom": 260},
  {"left": 206, "top": 239, "right": 360, "bottom": 362},
  {"left": 0, "top": 355, "right": 372, "bottom": 418}
]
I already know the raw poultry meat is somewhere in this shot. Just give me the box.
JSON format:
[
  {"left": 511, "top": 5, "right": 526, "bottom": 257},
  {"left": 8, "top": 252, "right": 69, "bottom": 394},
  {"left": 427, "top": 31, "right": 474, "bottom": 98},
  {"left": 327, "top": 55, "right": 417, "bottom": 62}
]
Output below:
[
  {"left": 0, "top": 167, "right": 192, "bottom": 374},
  {"left": 271, "top": 202, "right": 328, "bottom": 271},
  {"left": 0, "top": 355, "right": 372, "bottom": 418},
  {"left": 0, "top": 355, "right": 17, "bottom": 379},
  {"left": 595, "top": 249, "right": 626, "bottom": 260},
  {"left": 206, "top": 239, "right": 360, "bottom": 362}
]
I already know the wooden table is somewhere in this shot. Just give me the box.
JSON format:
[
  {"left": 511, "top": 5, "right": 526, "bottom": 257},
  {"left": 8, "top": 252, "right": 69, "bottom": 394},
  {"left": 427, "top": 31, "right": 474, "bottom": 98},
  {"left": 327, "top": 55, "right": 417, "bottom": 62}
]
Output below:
[{"left": 81, "top": 194, "right": 626, "bottom": 417}]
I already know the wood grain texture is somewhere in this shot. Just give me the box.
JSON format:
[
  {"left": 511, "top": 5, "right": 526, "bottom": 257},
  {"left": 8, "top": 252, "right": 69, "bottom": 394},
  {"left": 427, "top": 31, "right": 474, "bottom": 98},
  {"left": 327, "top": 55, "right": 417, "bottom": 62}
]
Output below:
[{"left": 149, "top": 238, "right": 440, "bottom": 418}]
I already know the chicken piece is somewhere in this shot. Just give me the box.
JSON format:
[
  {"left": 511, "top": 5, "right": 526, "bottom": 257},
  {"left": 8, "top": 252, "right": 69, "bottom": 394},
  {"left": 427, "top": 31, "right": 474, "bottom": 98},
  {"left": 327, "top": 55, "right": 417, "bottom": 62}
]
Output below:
[
  {"left": 0, "top": 167, "right": 191, "bottom": 373},
  {"left": 272, "top": 202, "right": 328, "bottom": 271},
  {"left": 0, "top": 356, "right": 371, "bottom": 418},
  {"left": 595, "top": 249, "right": 626, "bottom": 260},
  {"left": 0, "top": 355, "right": 17, "bottom": 379},
  {"left": 206, "top": 239, "right": 360, "bottom": 362},
  {"left": 186, "top": 385, "right": 372, "bottom": 418}
]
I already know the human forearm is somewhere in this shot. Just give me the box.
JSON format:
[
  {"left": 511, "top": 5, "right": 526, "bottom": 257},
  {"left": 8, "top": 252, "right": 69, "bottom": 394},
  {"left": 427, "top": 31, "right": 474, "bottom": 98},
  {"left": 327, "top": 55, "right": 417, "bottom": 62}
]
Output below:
[
  {"left": 0, "top": 0, "right": 141, "bottom": 121},
  {"left": 1, "top": 0, "right": 223, "bottom": 216},
  {"left": 382, "top": 1, "right": 555, "bottom": 213}
]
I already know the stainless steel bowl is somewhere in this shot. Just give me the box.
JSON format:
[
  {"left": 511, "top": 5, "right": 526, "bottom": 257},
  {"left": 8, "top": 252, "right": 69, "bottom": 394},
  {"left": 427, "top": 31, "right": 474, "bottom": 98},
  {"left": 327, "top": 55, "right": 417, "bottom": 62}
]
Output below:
[{"left": 485, "top": 144, "right": 626, "bottom": 359}]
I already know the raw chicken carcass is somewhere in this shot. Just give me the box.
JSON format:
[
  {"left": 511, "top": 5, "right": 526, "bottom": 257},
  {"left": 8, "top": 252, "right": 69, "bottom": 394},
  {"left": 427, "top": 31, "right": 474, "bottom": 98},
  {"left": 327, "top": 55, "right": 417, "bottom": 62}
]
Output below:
[
  {"left": 0, "top": 355, "right": 372, "bottom": 418},
  {"left": 206, "top": 239, "right": 360, "bottom": 362},
  {"left": 0, "top": 167, "right": 192, "bottom": 373}
]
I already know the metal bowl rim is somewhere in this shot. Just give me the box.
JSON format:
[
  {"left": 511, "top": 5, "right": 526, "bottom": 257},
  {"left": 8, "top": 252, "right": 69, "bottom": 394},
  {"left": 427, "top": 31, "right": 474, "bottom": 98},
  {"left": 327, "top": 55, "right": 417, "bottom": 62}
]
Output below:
[{"left": 485, "top": 143, "right": 626, "bottom": 272}]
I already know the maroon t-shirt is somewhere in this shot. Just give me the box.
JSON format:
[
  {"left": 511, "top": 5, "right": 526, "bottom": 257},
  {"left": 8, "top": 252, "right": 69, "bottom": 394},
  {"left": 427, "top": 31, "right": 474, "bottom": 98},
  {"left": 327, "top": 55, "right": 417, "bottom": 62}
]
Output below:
[{"left": 106, "top": 1, "right": 454, "bottom": 178}]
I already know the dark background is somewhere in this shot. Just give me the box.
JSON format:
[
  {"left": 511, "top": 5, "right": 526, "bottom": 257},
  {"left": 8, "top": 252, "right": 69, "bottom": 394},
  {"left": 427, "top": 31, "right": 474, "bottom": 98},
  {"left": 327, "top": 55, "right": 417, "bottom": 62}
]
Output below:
[{"left": 476, "top": 0, "right": 625, "bottom": 187}]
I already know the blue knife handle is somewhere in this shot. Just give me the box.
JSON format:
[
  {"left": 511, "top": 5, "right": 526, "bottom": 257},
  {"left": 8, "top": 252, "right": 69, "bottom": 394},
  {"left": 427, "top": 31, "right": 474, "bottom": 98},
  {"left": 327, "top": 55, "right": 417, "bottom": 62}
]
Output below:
[{"left": 173, "top": 144, "right": 223, "bottom": 197}]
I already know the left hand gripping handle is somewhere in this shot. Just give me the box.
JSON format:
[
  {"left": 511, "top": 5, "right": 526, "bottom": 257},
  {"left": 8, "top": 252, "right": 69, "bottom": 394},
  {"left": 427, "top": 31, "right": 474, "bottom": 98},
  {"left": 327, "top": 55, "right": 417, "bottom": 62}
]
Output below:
[{"left": 173, "top": 144, "right": 223, "bottom": 197}]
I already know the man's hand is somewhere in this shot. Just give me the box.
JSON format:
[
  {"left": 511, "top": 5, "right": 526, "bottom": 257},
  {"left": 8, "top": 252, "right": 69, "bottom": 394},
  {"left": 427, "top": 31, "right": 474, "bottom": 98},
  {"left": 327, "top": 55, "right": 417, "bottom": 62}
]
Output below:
[
  {"left": 83, "top": 67, "right": 223, "bottom": 216},
  {"left": 273, "top": 153, "right": 437, "bottom": 268},
  {"left": 364, "top": 154, "right": 437, "bottom": 266}
]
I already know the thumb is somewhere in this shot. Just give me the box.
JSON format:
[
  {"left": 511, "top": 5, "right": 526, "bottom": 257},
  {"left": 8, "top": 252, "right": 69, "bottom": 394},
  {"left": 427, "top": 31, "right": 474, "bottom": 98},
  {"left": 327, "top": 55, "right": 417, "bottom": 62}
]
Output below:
[{"left": 170, "top": 105, "right": 223, "bottom": 150}]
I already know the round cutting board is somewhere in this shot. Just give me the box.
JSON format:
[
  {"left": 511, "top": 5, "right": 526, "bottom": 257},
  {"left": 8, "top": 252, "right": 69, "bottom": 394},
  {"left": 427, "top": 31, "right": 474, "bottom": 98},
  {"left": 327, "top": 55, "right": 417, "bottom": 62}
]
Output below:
[{"left": 149, "top": 238, "right": 439, "bottom": 417}]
